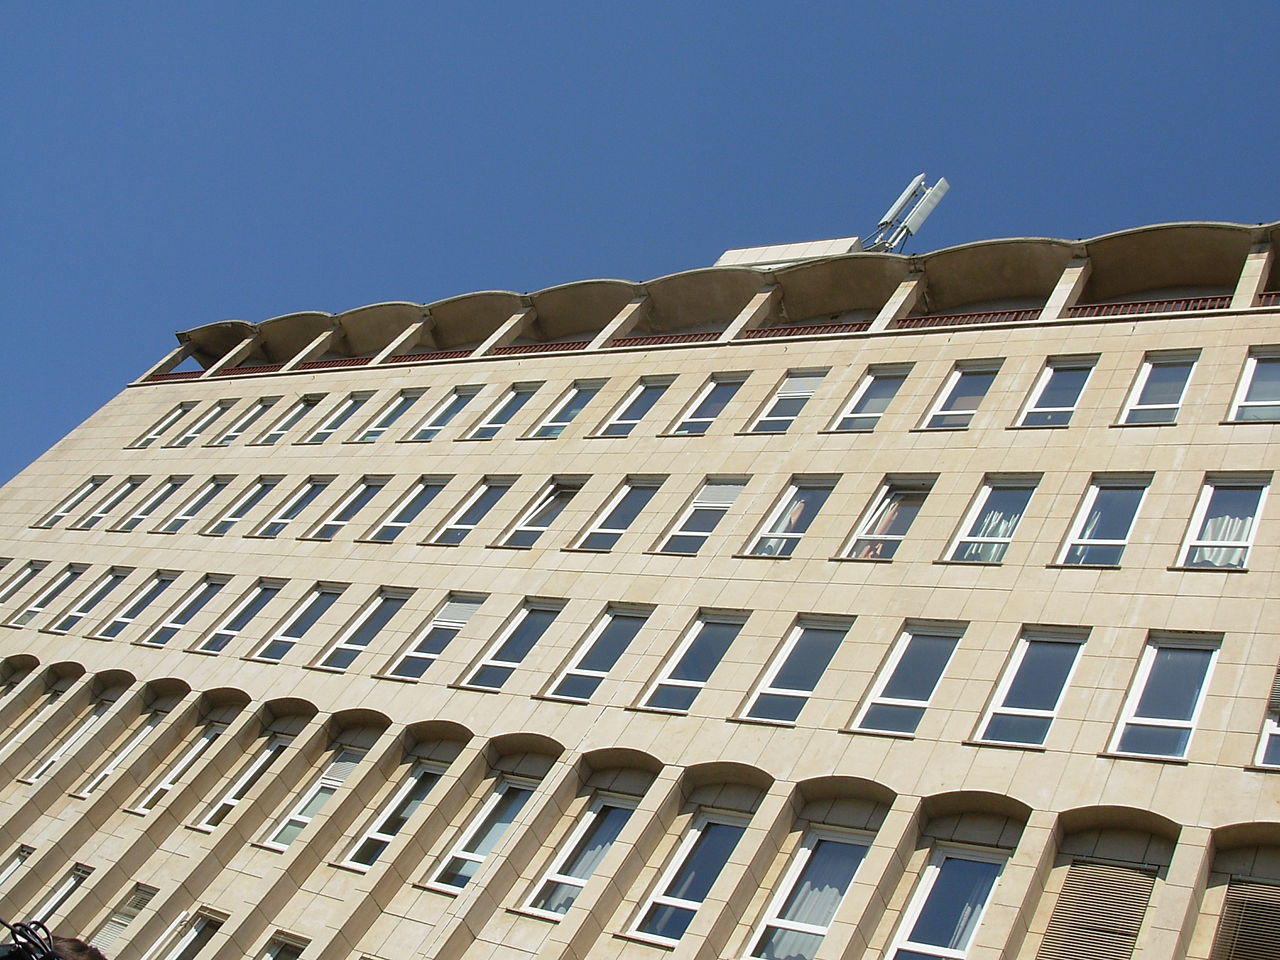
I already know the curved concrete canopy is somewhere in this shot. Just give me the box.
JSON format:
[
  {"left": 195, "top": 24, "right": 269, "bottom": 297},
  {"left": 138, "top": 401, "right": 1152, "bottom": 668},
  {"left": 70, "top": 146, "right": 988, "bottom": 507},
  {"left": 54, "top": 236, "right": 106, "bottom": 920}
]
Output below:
[
  {"left": 774, "top": 254, "right": 910, "bottom": 321},
  {"left": 644, "top": 267, "right": 768, "bottom": 333},
  {"left": 920, "top": 789, "right": 1033, "bottom": 823},
  {"left": 529, "top": 280, "right": 640, "bottom": 341},
  {"left": 424, "top": 291, "right": 524, "bottom": 349},
  {"left": 917, "top": 239, "right": 1075, "bottom": 312},
  {"left": 336, "top": 302, "right": 425, "bottom": 357},
  {"left": 1081, "top": 222, "right": 1255, "bottom": 302},
  {"left": 257, "top": 312, "right": 337, "bottom": 362},
  {"left": 1057, "top": 803, "right": 1182, "bottom": 840},
  {"left": 179, "top": 320, "right": 257, "bottom": 367}
]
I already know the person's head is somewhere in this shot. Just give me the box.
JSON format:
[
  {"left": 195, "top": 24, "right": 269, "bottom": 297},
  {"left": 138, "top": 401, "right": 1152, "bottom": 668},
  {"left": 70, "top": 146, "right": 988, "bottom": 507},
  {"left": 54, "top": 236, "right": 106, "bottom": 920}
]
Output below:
[{"left": 52, "top": 938, "right": 106, "bottom": 960}]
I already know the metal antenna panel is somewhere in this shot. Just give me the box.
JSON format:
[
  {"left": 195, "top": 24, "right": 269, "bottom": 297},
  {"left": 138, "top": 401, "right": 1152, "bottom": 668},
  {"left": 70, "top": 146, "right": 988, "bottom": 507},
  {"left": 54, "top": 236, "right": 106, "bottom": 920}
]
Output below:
[{"left": 863, "top": 174, "right": 950, "bottom": 253}]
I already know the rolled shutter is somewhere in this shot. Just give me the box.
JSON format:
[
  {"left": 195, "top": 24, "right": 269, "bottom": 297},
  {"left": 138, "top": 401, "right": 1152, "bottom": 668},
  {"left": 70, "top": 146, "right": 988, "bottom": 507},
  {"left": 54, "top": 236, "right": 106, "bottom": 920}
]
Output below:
[
  {"left": 1267, "top": 668, "right": 1280, "bottom": 714},
  {"left": 91, "top": 883, "right": 158, "bottom": 950},
  {"left": 1210, "top": 878, "right": 1280, "bottom": 960},
  {"left": 1035, "top": 860, "right": 1156, "bottom": 960}
]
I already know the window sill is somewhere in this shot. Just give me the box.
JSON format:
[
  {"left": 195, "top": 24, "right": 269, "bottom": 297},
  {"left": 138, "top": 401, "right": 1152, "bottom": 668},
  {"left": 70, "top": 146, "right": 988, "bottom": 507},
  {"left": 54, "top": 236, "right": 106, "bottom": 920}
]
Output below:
[
  {"left": 1006, "top": 422, "right": 1070, "bottom": 430},
  {"left": 530, "top": 693, "right": 588, "bottom": 706},
  {"left": 613, "top": 930, "right": 677, "bottom": 950},
  {"left": 121, "top": 807, "right": 148, "bottom": 817},
  {"left": 15, "top": 778, "right": 36, "bottom": 786},
  {"left": 1110, "top": 421, "right": 1176, "bottom": 428},
  {"left": 840, "top": 727, "right": 914, "bottom": 741},
  {"left": 240, "top": 655, "right": 281, "bottom": 665},
  {"left": 373, "top": 672, "right": 419, "bottom": 684},
  {"left": 910, "top": 426, "right": 971, "bottom": 433},
  {"left": 188, "top": 648, "right": 219, "bottom": 657},
  {"left": 327, "top": 860, "right": 370, "bottom": 874},
  {"left": 1244, "top": 764, "right": 1280, "bottom": 774},
  {"left": 656, "top": 431, "right": 706, "bottom": 439},
  {"left": 962, "top": 738, "right": 1047, "bottom": 753},
  {"left": 1045, "top": 562, "right": 1120, "bottom": 570},
  {"left": 1222, "top": 419, "right": 1280, "bottom": 426},
  {"left": 412, "top": 881, "right": 460, "bottom": 897},
  {"left": 448, "top": 683, "right": 501, "bottom": 695},
  {"left": 487, "top": 542, "right": 534, "bottom": 551},
  {"left": 302, "top": 664, "right": 345, "bottom": 675},
  {"left": 67, "top": 791, "right": 91, "bottom": 800},
  {"left": 830, "top": 555, "right": 893, "bottom": 563},
  {"left": 731, "top": 553, "right": 792, "bottom": 561},
  {"left": 932, "top": 559, "right": 1004, "bottom": 567},
  {"left": 420, "top": 540, "right": 461, "bottom": 548},
  {"left": 184, "top": 823, "right": 215, "bottom": 835},
  {"left": 1166, "top": 565, "right": 1250, "bottom": 574},
  {"left": 453, "top": 436, "right": 496, "bottom": 443},
  {"left": 505, "top": 905, "right": 560, "bottom": 925},
  {"left": 643, "top": 549, "right": 698, "bottom": 557},
  {"left": 248, "top": 841, "right": 286, "bottom": 854},
  {"left": 624, "top": 704, "right": 688, "bottom": 717},
  {"left": 561, "top": 546, "right": 613, "bottom": 554},
  {"left": 734, "top": 429, "right": 789, "bottom": 437},
  {"left": 515, "top": 435, "right": 558, "bottom": 442},
  {"left": 727, "top": 714, "right": 795, "bottom": 729},
  {"left": 817, "top": 427, "right": 874, "bottom": 435},
  {"left": 1097, "top": 750, "right": 1189, "bottom": 766}
]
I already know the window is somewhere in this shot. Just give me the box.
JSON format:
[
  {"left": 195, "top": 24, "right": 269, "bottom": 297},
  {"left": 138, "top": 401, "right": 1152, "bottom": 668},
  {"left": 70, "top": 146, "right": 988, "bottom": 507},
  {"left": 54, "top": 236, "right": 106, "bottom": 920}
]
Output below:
[
  {"left": 744, "top": 620, "right": 850, "bottom": 723},
  {"left": 1121, "top": 353, "right": 1196, "bottom": 424},
  {"left": 265, "top": 748, "right": 365, "bottom": 848},
  {"left": 32, "top": 864, "right": 93, "bottom": 924},
  {"left": 356, "top": 389, "right": 424, "bottom": 442},
  {"left": 1256, "top": 669, "right": 1280, "bottom": 767},
  {"left": 0, "top": 561, "right": 47, "bottom": 605},
  {"left": 844, "top": 479, "right": 932, "bottom": 560},
  {"left": 464, "top": 602, "right": 563, "bottom": 690},
  {"left": 133, "top": 722, "right": 225, "bottom": 812},
  {"left": 530, "top": 381, "right": 604, "bottom": 438},
  {"left": 96, "top": 572, "right": 177, "bottom": 639},
  {"left": 78, "top": 712, "right": 165, "bottom": 794},
  {"left": 0, "top": 846, "right": 33, "bottom": 889},
  {"left": 317, "top": 590, "right": 410, "bottom": 669},
  {"left": 643, "top": 614, "right": 744, "bottom": 712},
  {"left": 501, "top": 481, "right": 582, "bottom": 547},
  {"left": 1210, "top": 876, "right": 1280, "bottom": 959},
  {"left": 1059, "top": 478, "right": 1149, "bottom": 566},
  {"left": 948, "top": 479, "right": 1037, "bottom": 563},
  {"left": 254, "top": 394, "right": 321, "bottom": 445},
  {"left": 658, "top": 478, "right": 746, "bottom": 554},
  {"left": 632, "top": 813, "right": 747, "bottom": 944},
  {"left": 922, "top": 362, "right": 1001, "bottom": 429},
  {"left": 430, "top": 479, "right": 512, "bottom": 545},
  {"left": 855, "top": 625, "right": 963, "bottom": 734},
  {"left": 203, "top": 477, "right": 280, "bottom": 536},
  {"left": 114, "top": 476, "right": 189, "bottom": 532},
  {"left": 747, "top": 830, "right": 870, "bottom": 960},
  {"left": 167, "top": 400, "right": 234, "bottom": 447},
  {"left": 34, "top": 477, "right": 106, "bottom": 528},
  {"left": 251, "top": 584, "right": 344, "bottom": 661},
  {"left": 303, "top": 392, "right": 371, "bottom": 443},
  {"left": 1179, "top": 477, "right": 1269, "bottom": 569},
  {"left": 526, "top": 796, "right": 636, "bottom": 916},
  {"left": 50, "top": 567, "right": 131, "bottom": 632},
  {"left": 430, "top": 779, "right": 536, "bottom": 890},
  {"left": 251, "top": 477, "right": 332, "bottom": 538},
  {"left": 386, "top": 595, "right": 484, "bottom": 679},
  {"left": 832, "top": 367, "right": 908, "bottom": 431},
  {"left": 574, "top": 479, "right": 663, "bottom": 550},
  {"left": 1018, "top": 358, "right": 1095, "bottom": 426},
  {"left": 261, "top": 938, "right": 306, "bottom": 960},
  {"left": 549, "top": 607, "right": 651, "bottom": 701},
  {"left": 198, "top": 735, "right": 292, "bottom": 828},
  {"left": 130, "top": 403, "right": 195, "bottom": 448},
  {"left": 343, "top": 762, "right": 444, "bottom": 867},
  {"left": 465, "top": 384, "right": 540, "bottom": 440},
  {"left": 597, "top": 378, "right": 671, "bottom": 436},
  {"left": 747, "top": 480, "right": 834, "bottom": 557},
  {"left": 26, "top": 700, "right": 109, "bottom": 780},
  {"left": 137, "top": 575, "right": 225, "bottom": 646},
  {"left": 74, "top": 477, "right": 143, "bottom": 529},
  {"left": 749, "top": 370, "right": 826, "bottom": 433},
  {"left": 1111, "top": 637, "right": 1217, "bottom": 758},
  {"left": 977, "top": 632, "right": 1084, "bottom": 745},
  {"left": 406, "top": 386, "right": 480, "bottom": 441},
  {"left": 884, "top": 849, "right": 1003, "bottom": 960},
  {"left": 671, "top": 374, "right": 746, "bottom": 435},
  {"left": 159, "top": 478, "right": 230, "bottom": 533},
  {"left": 8, "top": 564, "right": 86, "bottom": 626},
  {"left": 154, "top": 912, "right": 223, "bottom": 960},
  {"left": 1230, "top": 351, "right": 1280, "bottom": 422},
  {"left": 195, "top": 580, "right": 284, "bottom": 653},
  {"left": 212, "top": 397, "right": 278, "bottom": 446},
  {"left": 305, "top": 477, "right": 387, "bottom": 540},
  {"left": 90, "top": 883, "right": 158, "bottom": 953},
  {"left": 1035, "top": 859, "right": 1155, "bottom": 960},
  {"left": 364, "top": 477, "right": 447, "bottom": 542}
]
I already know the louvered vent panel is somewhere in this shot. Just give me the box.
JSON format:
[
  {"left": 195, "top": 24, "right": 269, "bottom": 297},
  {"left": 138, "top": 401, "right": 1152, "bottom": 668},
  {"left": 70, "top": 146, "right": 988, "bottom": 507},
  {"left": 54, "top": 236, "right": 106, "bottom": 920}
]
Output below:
[
  {"left": 325, "top": 749, "right": 365, "bottom": 782},
  {"left": 91, "top": 883, "right": 157, "bottom": 950},
  {"left": 1267, "top": 669, "right": 1280, "bottom": 713},
  {"left": 1035, "top": 860, "right": 1156, "bottom": 960},
  {"left": 1210, "top": 878, "right": 1280, "bottom": 960}
]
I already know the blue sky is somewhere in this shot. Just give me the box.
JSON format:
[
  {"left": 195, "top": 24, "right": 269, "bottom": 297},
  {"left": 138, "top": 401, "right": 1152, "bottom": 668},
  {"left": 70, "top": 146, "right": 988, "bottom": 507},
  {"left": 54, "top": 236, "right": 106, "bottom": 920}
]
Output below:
[{"left": 1, "top": 2, "right": 1276, "bottom": 483}]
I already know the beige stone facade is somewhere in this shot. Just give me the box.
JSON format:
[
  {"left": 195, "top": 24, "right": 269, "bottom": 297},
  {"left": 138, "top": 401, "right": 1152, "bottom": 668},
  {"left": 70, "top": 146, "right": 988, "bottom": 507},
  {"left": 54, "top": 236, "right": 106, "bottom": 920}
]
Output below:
[{"left": 0, "top": 221, "right": 1277, "bottom": 960}]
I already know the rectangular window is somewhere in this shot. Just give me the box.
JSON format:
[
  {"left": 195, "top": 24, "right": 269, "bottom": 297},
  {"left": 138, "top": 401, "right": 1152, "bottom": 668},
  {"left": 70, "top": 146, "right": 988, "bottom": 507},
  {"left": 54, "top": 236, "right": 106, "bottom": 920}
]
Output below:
[
  {"left": 0, "top": 561, "right": 47, "bottom": 605},
  {"left": 114, "top": 476, "right": 189, "bottom": 532},
  {"left": 465, "top": 384, "right": 540, "bottom": 440},
  {"left": 430, "top": 779, "right": 536, "bottom": 890},
  {"left": 501, "top": 481, "right": 582, "bottom": 548},
  {"left": 195, "top": 580, "right": 285, "bottom": 653},
  {"left": 671, "top": 374, "right": 746, "bottom": 435},
  {"left": 34, "top": 477, "right": 106, "bottom": 529},
  {"left": 744, "top": 620, "right": 850, "bottom": 723},
  {"left": 74, "top": 477, "right": 144, "bottom": 529},
  {"left": 1018, "top": 358, "right": 1095, "bottom": 427},
  {"left": 137, "top": 575, "right": 225, "bottom": 646},
  {"left": 831, "top": 367, "right": 908, "bottom": 431},
  {"left": 212, "top": 397, "right": 278, "bottom": 446},
  {"left": 317, "top": 590, "right": 410, "bottom": 670},
  {"left": 32, "top": 864, "right": 93, "bottom": 924},
  {"left": 747, "top": 829, "right": 870, "bottom": 960},
  {"left": 855, "top": 625, "right": 963, "bottom": 735},
  {"left": 430, "top": 479, "right": 512, "bottom": 545},
  {"left": 90, "top": 882, "right": 158, "bottom": 952},
  {"left": 550, "top": 607, "right": 651, "bottom": 701},
  {"left": 1257, "top": 671, "right": 1280, "bottom": 767},
  {"left": 50, "top": 567, "right": 132, "bottom": 633},
  {"left": 1121, "top": 353, "right": 1197, "bottom": 424},
  {"left": 130, "top": 403, "right": 195, "bottom": 448},
  {"left": 1179, "top": 477, "right": 1269, "bottom": 569},
  {"left": 96, "top": 572, "right": 178, "bottom": 640},
  {"left": 463, "top": 602, "right": 563, "bottom": 690},
  {"left": 8, "top": 564, "right": 86, "bottom": 627},
  {"left": 133, "top": 722, "right": 225, "bottom": 812},
  {"left": 198, "top": 735, "right": 293, "bottom": 828},
  {"left": 844, "top": 479, "right": 932, "bottom": 560},
  {"left": 251, "top": 478, "right": 332, "bottom": 538},
  {"left": 885, "top": 849, "right": 1003, "bottom": 960},
  {"left": 922, "top": 362, "right": 1001, "bottom": 429},
  {"left": 386, "top": 595, "right": 485, "bottom": 679},
  {"left": 305, "top": 477, "right": 387, "bottom": 540},
  {"left": 355, "top": 389, "right": 424, "bottom": 442},
  {"left": 747, "top": 480, "right": 834, "bottom": 557},
  {"left": 167, "top": 400, "right": 234, "bottom": 447},
  {"left": 526, "top": 796, "right": 636, "bottom": 916},
  {"left": 406, "top": 386, "right": 480, "bottom": 441},
  {"left": 253, "top": 394, "right": 321, "bottom": 445},
  {"left": 530, "top": 381, "right": 604, "bottom": 438},
  {"left": 597, "top": 378, "right": 672, "bottom": 437},
  {"left": 159, "top": 478, "right": 230, "bottom": 534},
  {"left": 0, "top": 846, "right": 33, "bottom": 890},
  {"left": 658, "top": 478, "right": 746, "bottom": 555},
  {"left": 947, "top": 479, "right": 1037, "bottom": 563},
  {"left": 155, "top": 913, "right": 223, "bottom": 960},
  {"left": 1059, "top": 477, "right": 1149, "bottom": 566},
  {"left": 251, "top": 584, "right": 344, "bottom": 661},
  {"left": 262, "top": 938, "right": 306, "bottom": 960},
  {"left": 364, "top": 477, "right": 448, "bottom": 542},
  {"left": 749, "top": 369, "right": 826, "bottom": 433},
  {"left": 78, "top": 711, "right": 165, "bottom": 795},
  {"left": 643, "top": 614, "right": 744, "bottom": 712},
  {"left": 632, "top": 814, "right": 747, "bottom": 944},
  {"left": 1230, "top": 351, "right": 1280, "bottom": 421},
  {"left": 1111, "top": 637, "right": 1217, "bottom": 758},
  {"left": 977, "top": 632, "right": 1084, "bottom": 746},
  {"left": 343, "top": 761, "right": 444, "bottom": 867},
  {"left": 574, "top": 479, "right": 663, "bottom": 551},
  {"left": 265, "top": 748, "right": 365, "bottom": 848},
  {"left": 26, "top": 700, "right": 109, "bottom": 780},
  {"left": 303, "top": 392, "right": 371, "bottom": 444},
  {"left": 203, "top": 477, "right": 280, "bottom": 537}
]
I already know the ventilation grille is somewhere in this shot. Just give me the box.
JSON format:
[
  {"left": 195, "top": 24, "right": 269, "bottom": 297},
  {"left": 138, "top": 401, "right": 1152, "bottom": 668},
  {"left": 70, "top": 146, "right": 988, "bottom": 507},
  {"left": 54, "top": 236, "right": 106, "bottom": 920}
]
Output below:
[{"left": 1035, "top": 860, "right": 1156, "bottom": 960}]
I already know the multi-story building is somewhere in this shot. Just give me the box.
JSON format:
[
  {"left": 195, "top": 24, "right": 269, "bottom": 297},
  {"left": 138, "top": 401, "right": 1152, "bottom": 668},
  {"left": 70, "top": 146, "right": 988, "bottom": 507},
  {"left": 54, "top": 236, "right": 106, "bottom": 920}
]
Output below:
[{"left": 0, "top": 220, "right": 1277, "bottom": 960}]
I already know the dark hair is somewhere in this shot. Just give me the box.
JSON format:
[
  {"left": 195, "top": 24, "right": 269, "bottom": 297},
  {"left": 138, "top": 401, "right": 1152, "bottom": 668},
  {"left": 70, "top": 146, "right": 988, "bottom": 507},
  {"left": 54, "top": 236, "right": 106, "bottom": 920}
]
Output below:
[{"left": 52, "top": 939, "right": 106, "bottom": 960}]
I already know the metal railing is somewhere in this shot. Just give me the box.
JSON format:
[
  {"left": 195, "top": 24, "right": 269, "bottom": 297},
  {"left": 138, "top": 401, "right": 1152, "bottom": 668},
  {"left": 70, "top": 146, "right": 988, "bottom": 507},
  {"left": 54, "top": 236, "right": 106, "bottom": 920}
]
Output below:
[{"left": 1065, "top": 295, "right": 1231, "bottom": 318}]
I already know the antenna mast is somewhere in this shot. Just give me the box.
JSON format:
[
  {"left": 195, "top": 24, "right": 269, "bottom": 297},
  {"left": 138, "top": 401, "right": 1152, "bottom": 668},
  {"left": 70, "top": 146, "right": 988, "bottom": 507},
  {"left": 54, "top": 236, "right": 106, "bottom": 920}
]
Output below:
[{"left": 862, "top": 173, "right": 950, "bottom": 253}]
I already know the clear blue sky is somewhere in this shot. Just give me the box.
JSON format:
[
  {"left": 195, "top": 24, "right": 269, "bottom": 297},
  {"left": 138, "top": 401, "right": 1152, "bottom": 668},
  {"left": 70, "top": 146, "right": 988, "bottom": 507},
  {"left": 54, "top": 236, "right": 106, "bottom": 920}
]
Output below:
[{"left": 1, "top": 2, "right": 1276, "bottom": 483}]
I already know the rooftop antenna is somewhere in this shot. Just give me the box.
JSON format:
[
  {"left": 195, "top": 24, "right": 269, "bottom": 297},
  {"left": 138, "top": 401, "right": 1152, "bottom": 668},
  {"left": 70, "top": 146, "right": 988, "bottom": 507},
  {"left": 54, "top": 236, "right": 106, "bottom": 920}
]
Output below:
[{"left": 862, "top": 173, "right": 950, "bottom": 253}]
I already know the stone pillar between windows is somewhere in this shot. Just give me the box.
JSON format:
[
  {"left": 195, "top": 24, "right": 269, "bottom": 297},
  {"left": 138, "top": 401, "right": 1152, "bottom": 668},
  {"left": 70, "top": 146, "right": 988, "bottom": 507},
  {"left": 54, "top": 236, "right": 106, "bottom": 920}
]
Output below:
[
  {"left": 200, "top": 335, "right": 261, "bottom": 378},
  {"left": 1131, "top": 826, "right": 1213, "bottom": 960},
  {"left": 837, "top": 794, "right": 923, "bottom": 960},
  {"left": 588, "top": 296, "right": 650, "bottom": 349},
  {"left": 868, "top": 277, "right": 923, "bottom": 332},
  {"left": 1232, "top": 243, "right": 1274, "bottom": 309},
  {"left": 134, "top": 341, "right": 196, "bottom": 383},
  {"left": 373, "top": 316, "right": 433, "bottom": 363},
  {"left": 0, "top": 670, "right": 99, "bottom": 785},
  {"left": 474, "top": 307, "right": 537, "bottom": 356},
  {"left": 977, "top": 809, "right": 1059, "bottom": 960},
  {"left": 1038, "top": 257, "right": 1092, "bottom": 322},
  {"left": 279, "top": 326, "right": 341, "bottom": 372},
  {"left": 722, "top": 284, "right": 783, "bottom": 341}
]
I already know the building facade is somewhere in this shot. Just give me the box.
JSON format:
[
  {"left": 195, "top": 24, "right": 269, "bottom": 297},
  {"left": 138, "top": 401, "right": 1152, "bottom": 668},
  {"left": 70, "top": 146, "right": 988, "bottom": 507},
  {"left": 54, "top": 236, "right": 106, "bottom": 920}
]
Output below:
[{"left": 0, "top": 221, "right": 1277, "bottom": 960}]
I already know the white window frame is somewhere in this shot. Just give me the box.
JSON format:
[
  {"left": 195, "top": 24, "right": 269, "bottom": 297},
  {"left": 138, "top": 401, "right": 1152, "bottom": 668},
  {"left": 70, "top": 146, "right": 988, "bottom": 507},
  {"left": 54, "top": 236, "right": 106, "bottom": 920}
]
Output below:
[
  {"left": 302, "top": 392, "right": 372, "bottom": 444},
  {"left": 130, "top": 403, "right": 196, "bottom": 448},
  {"left": 0, "top": 846, "right": 33, "bottom": 890},
  {"left": 195, "top": 579, "right": 286, "bottom": 653},
  {"left": 406, "top": 386, "right": 480, "bottom": 441},
  {"left": 159, "top": 477, "right": 231, "bottom": 534},
  {"left": 500, "top": 480, "right": 582, "bottom": 547},
  {"left": 842, "top": 479, "right": 933, "bottom": 561},
  {"left": 95, "top": 572, "right": 178, "bottom": 640},
  {"left": 976, "top": 632, "right": 1085, "bottom": 746},
  {"left": 1017, "top": 357, "right": 1095, "bottom": 427},
  {"left": 341, "top": 761, "right": 445, "bottom": 868},
  {"left": 250, "top": 584, "right": 345, "bottom": 661},
  {"left": 946, "top": 479, "right": 1038, "bottom": 564},
  {"left": 211, "top": 397, "right": 279, "bottom": 446},
  {"left": 523, "top": 794, "right": 638, "bottom": 918},
  {"left": 1229, "top": 349, "right": 1280, "bottom": 422},
  {"left": 920, "top": 362, "right": 1001, "bottom": 430},
  {"left": 316, "top": 589, "right": 411, "bottom": 670},
  {"left": 8, "top": 564, "right": 87, "bottom": 627},
  {"left": 198, "top": 734, "right": 293, "bottom": 828},
  {"left": 830, "top": 366, "right": 909, "bottom": 432},
  {"left": 34, "top": 476, "right": 107, "bottom": 528},
  {"left": 529, "top": 381, "right": 604, "bottom": 439},
  {"left": 31, "top": 864, "right": 93, "bottom": 925},
  {"left": 670, "top": 373, "right": 747, "bottom": 435},
  {"left": 657, "top": 478, "right": 747, "bottom": 555},
  {"left": 742, "top": 619, "right": 851, "bottom": 724},
  {"left": 203, "top": 476, "right": 280, "bottom": 536},
  {"left": 0, "top": 561, "right": 47, "bottom": 605},
  {"left": 747, "top": 369, "right": 827, "bottom": 434},
  {"left": 132, "top": 723, "right": 226, "bottom": 813},
  {"left": 25, "top": 700, "right": 109, "bottom": 781},
  {"left": 573, "top": 478, "right": 663, "bottom": 551},
  {"left": 1120, "top": 352, "right": 1197, "bottom": 425},
  {"left": 1255, "top": 713, "right": 1280, "bottom": 768},
  {"left": 1109, "top": 637, "right": 1218, "bottom": 758},
  {"left": 462, "top": 601, "right": 563, "bottom": 690},
  {"left": 385, "top": 594, "right": 485, "bottom": 679},
  {"left": 548, "top": 607, "right": 652, "bottom": 702},
  {"left": 253, "top": 394, "right": 322, "bottom": 445},
  {"left": 746, "top": 479, "right": 835, "bottom": 557},
  {"left": 853, "top": 625, "right": 964, "bottom": 735},
  {"left": 50, "top": 567, "right": 132, "bottom": 633},
  {"left": 641, "top": 614, "right": 745, "bottom": 713},
  {"left": 429, "top": 478, "right": 512, "bottom": 545},
  {"left": 167, "top": 400, "right": 234, "bottom": 448},
  {"left": 251, "top": 477, "right": 332, "bottom": 538},
  {"left": 114, "top": 476, "right": 189, "bottom": 532},
  {"left": 363, "top": 476, "right": 448, "bottom": 542},
  {"left": 77, "top": 711, "right": 165, "bottom": 795},
  {"left": 355, "top": 389, "right": 424, "bottom": 442},
  {"left": 427, "top": 777, "right": 538, "bottom": 892},
  {"left": 136, "top": 575, "right": 226, "bottom": 646},
  {"left": 304, "top": 477, "right": 387, "bottom": 540},
  {"left": 262, "top": 748, "right": 365, "bottom": 849},
  {"left": 74, "top": 477, "right": 144, "bottom": 529},
  {"left": 1057, "top": 477, "right": 1149, "bottom": 566},
  {"left": 1177, "top": 477, "right": 1269, "bottom": 570},
  {"left": 596, "top": 377, "right": 672, "bottom": 437},
  {"left": 884, "top": 847, "right": 1004, "bottom": 960},
  {"left": 90, "top": 882, "right": 159, "bottom": 952},
  {"left": 464, "top": 384, "right": 541, "bottom": 440},
  {"left": 149, "top": 911, "right": 225, "bottom": 960},
  {"left": 260, "top": 937, "right": 306, "bottom": 960}
]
